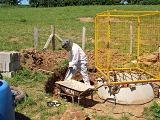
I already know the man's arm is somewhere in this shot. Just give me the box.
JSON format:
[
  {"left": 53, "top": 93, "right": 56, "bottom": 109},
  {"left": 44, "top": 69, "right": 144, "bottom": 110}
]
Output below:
[{"left": 69, "top": 47, "right": 79, "bottom": 67}]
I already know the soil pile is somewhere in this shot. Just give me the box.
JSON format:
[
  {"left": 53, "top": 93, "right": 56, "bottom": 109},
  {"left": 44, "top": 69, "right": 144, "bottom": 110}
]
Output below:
[
  {"left": 20, "top": 48, "right": 99, "bottom": 94},
  {"left": 60, "top": 108, "right": 87, "bottom": 120},
  {"left": 139, "top": 52, "right": 159, "bottom": 66},
  {"left": 20, "top": 49, "right": 98, "bottom": 81},
  {"left": 20, "top": 48, "right": 68, "bottom": 71}
]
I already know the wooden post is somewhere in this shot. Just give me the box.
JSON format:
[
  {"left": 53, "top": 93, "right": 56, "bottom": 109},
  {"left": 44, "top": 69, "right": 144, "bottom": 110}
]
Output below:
[
  {"left": 55, "top": 34, "right": 63, "bottom": 42},
  {"left": 34, "top": 26, "right": 38, "bottom": 50},
  {"left": 130, "top": 21, "right": 133, "bottom": 55},
  {"left": 82, "top": 27, "right": 86, "bottom": 50},
  {"left": 51, "top": 25, "right": 55, "bottom": 50},
  {"left": 43, "top": 34, "right": 53, "bottom": 50}
]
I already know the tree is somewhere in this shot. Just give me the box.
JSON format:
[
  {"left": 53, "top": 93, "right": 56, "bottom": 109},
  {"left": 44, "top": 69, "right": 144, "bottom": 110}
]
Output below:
[{"left": 3, "top": 0, "right": 22, "bottom": 5}]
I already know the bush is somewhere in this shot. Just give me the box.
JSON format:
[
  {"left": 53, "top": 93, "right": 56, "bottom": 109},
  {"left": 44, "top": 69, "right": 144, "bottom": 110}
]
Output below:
[
  {"left": 143, "top": 101, "right": 160, "bottom": 120},
  {"left": 140, "top": 0, "right": 160, "bottom": 5},
  {"left": 29, "top": 0, "right": 122, "bottom": 7}
]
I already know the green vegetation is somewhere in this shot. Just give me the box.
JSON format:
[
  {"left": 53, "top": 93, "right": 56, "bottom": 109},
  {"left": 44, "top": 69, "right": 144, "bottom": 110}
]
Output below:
[
  {"left": 5, "top": 68, "right": 67, "bottom": 119},
  {"left": 1, "top": 5, "right": 160, "bottom": 119},
  {"left": 143, "top": 101, "right": 160, "bottom": 120},
  {"left": 2, "top": 0, "right": 160, "bottom": 7},
  {"left": 94, "top": 114, "right": 116, "bottom": 120},
  {"left": 93, "top": 112, "right": 130, "bottom": 120},
  {"left": 0, "top": 5, "right": 160, "bottom": 51}
]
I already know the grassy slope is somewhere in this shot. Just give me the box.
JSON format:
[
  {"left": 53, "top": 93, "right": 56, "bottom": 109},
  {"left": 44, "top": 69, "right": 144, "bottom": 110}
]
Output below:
[
  {"left": 0, "top": 5, "right": 160, "bottom": 51},
  {"left": 1, "top": 5, "right": 160, "bottom": 120}
]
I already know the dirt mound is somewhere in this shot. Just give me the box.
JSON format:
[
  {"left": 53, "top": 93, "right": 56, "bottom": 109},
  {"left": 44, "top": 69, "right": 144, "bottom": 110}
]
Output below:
[
  {"left": 20, "top": 48, "right": 98, "bottom": 94},
  {"left": 60, "top": 107, "right": 87, "bottom": 120},
  {"left": 20, "top": 48, "right": 68, "bottom": 71},
  {"left": 139, "top": 52, "right": 159, "bottom": 66},
  {"left": 20, "top": 48, "right": 97, "bottom": 75},
  {"left": 20, "top": 48, "right": 159, "bottom": 85},
  {"left": 79, "top": 17, "right": 94, "bottom": 22}
]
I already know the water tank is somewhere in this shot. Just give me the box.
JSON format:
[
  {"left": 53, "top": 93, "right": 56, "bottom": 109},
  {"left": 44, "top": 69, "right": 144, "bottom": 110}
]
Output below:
[{"left": 0, "top": 80, "right": 15, "bottom": 120}]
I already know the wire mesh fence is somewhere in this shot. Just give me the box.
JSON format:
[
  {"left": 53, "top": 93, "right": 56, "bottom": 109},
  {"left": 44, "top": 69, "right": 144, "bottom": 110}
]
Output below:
[{"left": 95, "top": 10, "right": 160, "bottom": 84}]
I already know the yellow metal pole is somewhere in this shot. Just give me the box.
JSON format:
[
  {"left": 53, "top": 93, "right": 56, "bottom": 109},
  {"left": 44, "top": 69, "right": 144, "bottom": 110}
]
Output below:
[
  {"left": 107, "top": 12, "right": 111, "bottom": 83},
  {"left": 96, "top": 65, "right": 160, "bottom": 85},
  {"left": 137, "top": 16, "right": 141, "bottom": 68},
  {"left": 158, "top": 45, "right": 160, "bottom": 78},
  {"left": 101, "top": 67, "right": 137, "bottom": 71},
  {"left": 98, "top": 14, "right": 135, "bottom": 17},
  {"left": 136, "top": 67, "right": 158, "bottom": 78},
  {"left": 95, "top": 16, "right": 98, "bottom": 67},
  {"left": 96, "top": 66, "right": 109, "bottom": 83},
  {"left": 110, "top": 79, "right": 160, "bottom": 85},
  {"left": 98, "top": 10, "right": 160, "bottom": 16}
]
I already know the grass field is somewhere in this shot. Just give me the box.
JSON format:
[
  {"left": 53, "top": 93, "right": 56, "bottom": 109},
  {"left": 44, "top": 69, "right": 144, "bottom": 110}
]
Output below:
[
  {"left": 1, "top": 5, "right": 160, "bottom": 120},
  {"left": 0, "top": 5, "right": 160, "bottom": 51}
]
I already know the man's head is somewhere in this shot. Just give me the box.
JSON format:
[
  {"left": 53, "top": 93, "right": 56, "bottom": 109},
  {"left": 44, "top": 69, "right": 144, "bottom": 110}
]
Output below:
[{"left": 61, "top": 39, "right": 72, "bottom": 51}]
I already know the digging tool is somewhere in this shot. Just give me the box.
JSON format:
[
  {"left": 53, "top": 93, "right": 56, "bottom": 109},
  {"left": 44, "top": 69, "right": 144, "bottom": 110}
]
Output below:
[{"left": 64, "top": 67, "right": 74, "bottom": 80}]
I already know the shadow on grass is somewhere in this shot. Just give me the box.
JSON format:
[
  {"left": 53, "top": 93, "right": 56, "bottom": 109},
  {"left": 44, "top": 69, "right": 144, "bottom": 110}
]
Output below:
[
  {"left": 80, "top": 98, "right": 99, "bottom": 108},
  {"left": 15, "top": 112, "right": 31, "bottom": 120},
  {"left": 61, "top": 95, "right": 99, "bottom": 108}
]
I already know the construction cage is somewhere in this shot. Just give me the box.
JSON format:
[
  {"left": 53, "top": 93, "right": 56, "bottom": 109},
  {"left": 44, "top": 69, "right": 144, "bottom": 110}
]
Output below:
[{"left": 95, "top": 10, "right": 160, "bottom": 85}]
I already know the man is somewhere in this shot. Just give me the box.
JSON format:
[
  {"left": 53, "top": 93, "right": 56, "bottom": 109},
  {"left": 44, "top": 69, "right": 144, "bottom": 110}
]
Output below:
[{"left": 61, "top": 39, "right": 92, "bottom": 86}]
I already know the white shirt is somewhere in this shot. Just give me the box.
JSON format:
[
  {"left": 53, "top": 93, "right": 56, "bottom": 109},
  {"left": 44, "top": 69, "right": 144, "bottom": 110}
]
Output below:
[{"left": 69, "top": 43, "right": 87, "bottom": 67}]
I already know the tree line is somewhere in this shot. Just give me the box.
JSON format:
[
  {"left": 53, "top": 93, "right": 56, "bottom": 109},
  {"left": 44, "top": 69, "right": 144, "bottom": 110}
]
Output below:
[
  {"left": 0, "top": 0, "right": 21, "bottom": 5},
  {"left": 0, "top": 0, "right": 160, "bottom": 6}
]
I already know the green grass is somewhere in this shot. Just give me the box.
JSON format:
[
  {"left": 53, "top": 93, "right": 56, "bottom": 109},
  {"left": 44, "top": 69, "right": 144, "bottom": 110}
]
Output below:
[
  {"left": 0, "top": 5, "right": 160, "bottom": 51},
  {"left": 93, "top": 112, "right": 130, "bottom": 120},
  {"left": 1, "top": 5, "right": 160, "bottom": 120},
  {"left": 5, "top": 68, "right": 67, "bottom": 119},
  {"left": 143, "top": 101, "right": 160, "bottom": 120}
]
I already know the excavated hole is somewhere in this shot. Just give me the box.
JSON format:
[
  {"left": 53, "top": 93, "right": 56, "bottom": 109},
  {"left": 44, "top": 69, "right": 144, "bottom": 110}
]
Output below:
[
  {"left": 44, "top": 66, "right": 97, "bottom": 96},
  {"left": 45, "top": 67, "right": 68, "bottom": 95}
]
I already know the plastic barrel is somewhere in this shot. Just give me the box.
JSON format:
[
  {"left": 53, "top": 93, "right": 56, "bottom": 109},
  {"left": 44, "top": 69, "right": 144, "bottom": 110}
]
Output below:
[{"left": 0, "top": 80, "right": 15, "bottom": 120}]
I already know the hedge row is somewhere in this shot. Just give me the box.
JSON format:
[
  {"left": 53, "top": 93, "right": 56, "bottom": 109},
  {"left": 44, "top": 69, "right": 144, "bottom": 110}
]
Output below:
[
  {"left": 29, "top": 0, "right": 160, "bottom": 7},
  {"left": 29, "top": 0, "right": 122, "bottom": 7}
]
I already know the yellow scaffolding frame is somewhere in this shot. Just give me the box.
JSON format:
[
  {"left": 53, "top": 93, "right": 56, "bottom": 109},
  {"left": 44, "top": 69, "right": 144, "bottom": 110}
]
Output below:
[{"left": 95, "top": 10, "right": 160, "bottom": 85}]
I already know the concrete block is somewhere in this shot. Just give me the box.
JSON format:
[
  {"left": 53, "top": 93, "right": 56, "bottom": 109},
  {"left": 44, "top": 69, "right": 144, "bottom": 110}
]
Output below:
[
  {"left": 1, "top": 72, "right": 14, "bottom": 78},
  {"left": 0, "top": 61, "right": 21, "bottom": 72},
  {"left": 0, "top": 51, "right": 20, "bottom": 72},
  {"left": 10, "top": 61, "right": 21, "bottom": 71},
  {"left": 0, "top": 51, "right": 20, "bottom": 63},
  {"left": 0, "top": 63, "right": 2, "bottom": 71}
]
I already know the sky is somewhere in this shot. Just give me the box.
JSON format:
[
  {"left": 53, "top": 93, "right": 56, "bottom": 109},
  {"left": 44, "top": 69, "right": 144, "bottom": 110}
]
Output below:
[{"left": 21, "top": 0, "right": 29, "bottom": 5}]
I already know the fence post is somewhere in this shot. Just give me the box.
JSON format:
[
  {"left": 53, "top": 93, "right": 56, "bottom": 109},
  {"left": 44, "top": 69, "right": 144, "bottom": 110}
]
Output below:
[
  {"left": 158, "top": 45, "right": 160, "bottom": 77},
  {"left": 34, "top": 26, "right": 39, "bottom": 50},
  {"left": 82, "top": 27, "right": 86, "bottom": 50},
  {"left": 43, "top": 34, "right": 53, "bottom": 50},
  {"left": 130, "top": 21, "right": 133, "bottom": 55},
  {"left": 51, "top": 25, "right": 55, "bottom": 50},
  {"left": 55, "top": 34, "right": 63, "bottom": 42}
]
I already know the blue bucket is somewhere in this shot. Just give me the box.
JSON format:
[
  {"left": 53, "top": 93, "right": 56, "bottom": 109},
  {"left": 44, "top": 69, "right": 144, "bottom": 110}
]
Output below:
[{"left": 0, "top": 80, "right": 15, "bottom": 120}]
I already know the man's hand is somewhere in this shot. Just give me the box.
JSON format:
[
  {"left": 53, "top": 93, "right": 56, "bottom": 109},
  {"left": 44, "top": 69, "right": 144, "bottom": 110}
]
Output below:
[{"left": 69, "top": 62, "right": 73, "bottom": 68}]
